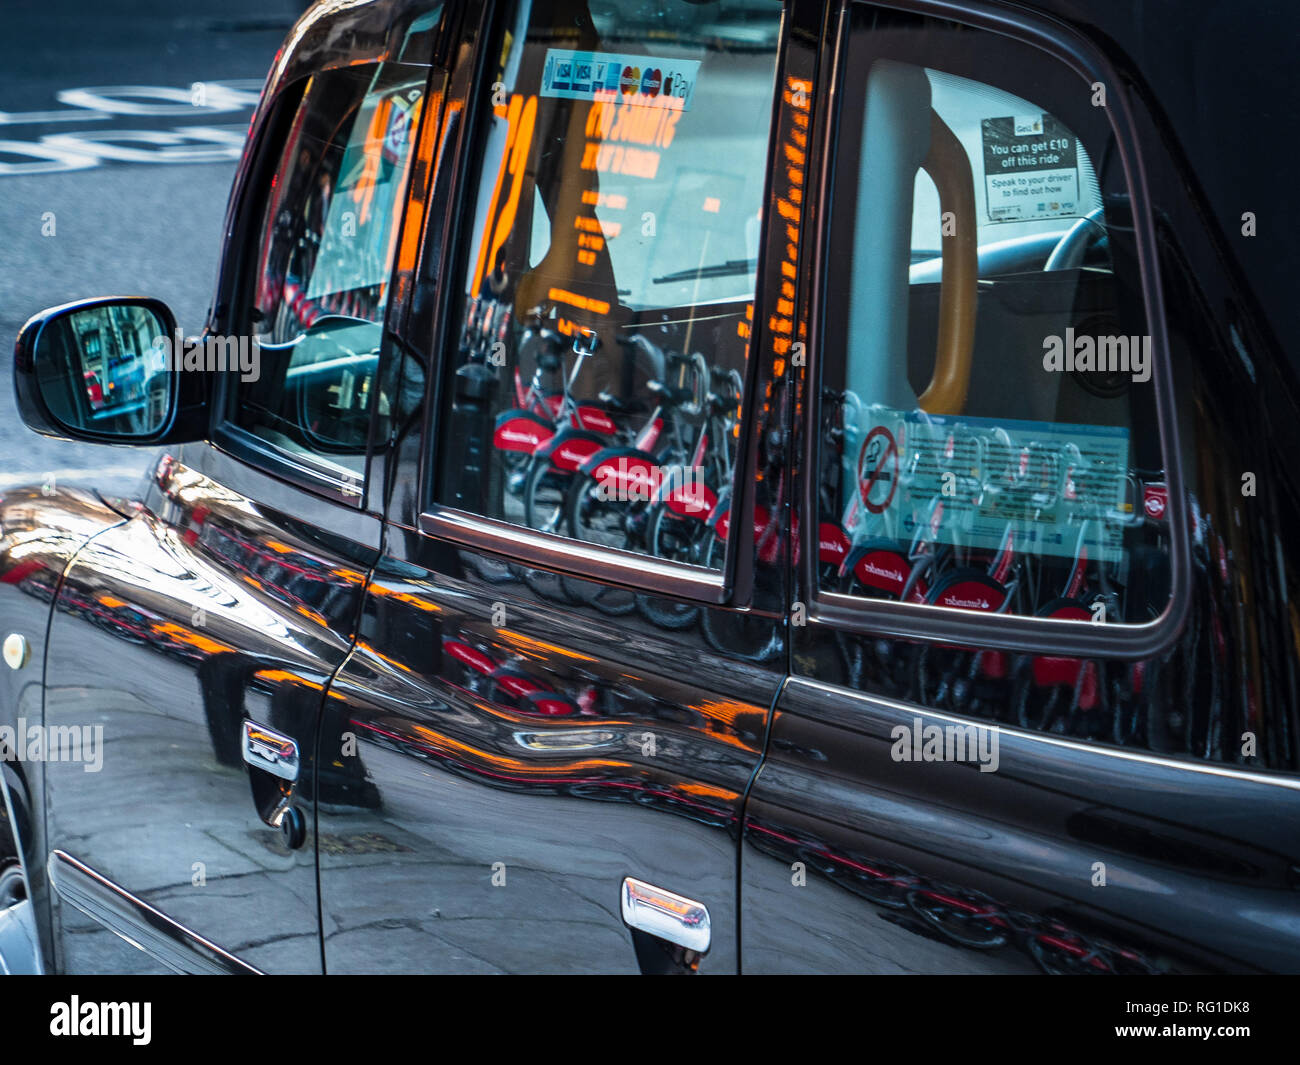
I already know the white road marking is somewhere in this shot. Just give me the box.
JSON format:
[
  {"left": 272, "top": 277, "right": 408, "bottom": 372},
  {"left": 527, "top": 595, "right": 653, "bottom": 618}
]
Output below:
[
  {"left": 0, "top": 82, "right": 255, "bottom": 176},
  {"left": 0, "top": 465, "right": 146, "bottom": 489},
  {"left": 0, "top": 109, "right": 111, "bottom": 126}
]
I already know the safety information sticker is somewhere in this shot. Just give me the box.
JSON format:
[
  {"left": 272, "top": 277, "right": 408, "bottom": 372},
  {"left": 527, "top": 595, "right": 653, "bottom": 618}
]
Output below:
[
  {"left": 980, "top": 113, "right": 1079, "bottom": 222},
  {"left": 541, "top": 50, "right": 699, "bottom": 110},
  {"left": 848, "top": 407, "right": 1133, "bottom": 564}
]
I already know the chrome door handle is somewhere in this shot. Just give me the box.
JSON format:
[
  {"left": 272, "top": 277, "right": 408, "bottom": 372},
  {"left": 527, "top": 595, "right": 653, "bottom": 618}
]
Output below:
[
  {"left": 620, "top": 877, "right": 711, "bottom": 954},
  {"left": 241, "top": 720, "right": 299, "bottom": 783}
]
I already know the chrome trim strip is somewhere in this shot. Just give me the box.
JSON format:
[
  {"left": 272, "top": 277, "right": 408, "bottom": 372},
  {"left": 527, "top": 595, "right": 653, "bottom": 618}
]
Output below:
[
  {"left": 789, "top": 676, "right": 1300, "bottom": 792},
  {"left": 47, "top": 850, "right": 262, "bottom": 975},
  {"left": 210, "top": 426, "right": 366, "bottom": 510},
  {"left": 512, "top": 728, "right": 618, "bottom": 751},
  {"left": 420, "top": 506, "right": 728, "bottom": 604}
]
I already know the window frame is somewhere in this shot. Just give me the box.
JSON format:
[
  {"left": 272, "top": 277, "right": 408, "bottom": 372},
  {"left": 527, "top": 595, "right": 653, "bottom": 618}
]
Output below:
[
  {"left": 413, "top": 0, "right": 793, "bottom": 606},
  {"left": 211, "top": 60, "right": 439, "bottom": 512},
  {"left": 797, "top": 0, "right": 1190, "bottom": 658}
]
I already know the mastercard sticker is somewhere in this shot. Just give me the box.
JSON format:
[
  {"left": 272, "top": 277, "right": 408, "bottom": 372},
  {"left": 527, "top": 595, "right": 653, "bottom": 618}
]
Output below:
[{"left": 541, "top": 49, "right": 699, "bottom": 110}]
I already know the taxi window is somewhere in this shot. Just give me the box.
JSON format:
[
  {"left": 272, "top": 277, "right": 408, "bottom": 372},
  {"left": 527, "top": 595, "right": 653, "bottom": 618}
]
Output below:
[
  {"left": 233, "top": 62, "right": 428, "bottom": 485},
  {"left": 433, "top": 0, "right": 781, "bottom": 580},
  {"left": 816, "top": 12, "right": 1172, "bottom": 631}
]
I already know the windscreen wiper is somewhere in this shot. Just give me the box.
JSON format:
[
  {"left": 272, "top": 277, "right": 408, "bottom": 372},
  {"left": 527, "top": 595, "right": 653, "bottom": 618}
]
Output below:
[{"left": 652, "top": 258, "right": 756, "bottom": 284}]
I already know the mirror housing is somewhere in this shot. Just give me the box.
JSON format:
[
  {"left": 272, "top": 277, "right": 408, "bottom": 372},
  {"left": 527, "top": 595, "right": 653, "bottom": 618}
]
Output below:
[{"left": 14, "top": 296, "right": 208, "bottom": 445}]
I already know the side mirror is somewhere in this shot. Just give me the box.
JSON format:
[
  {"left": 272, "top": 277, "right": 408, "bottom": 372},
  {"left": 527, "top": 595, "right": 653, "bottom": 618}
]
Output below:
[{"left": 13, "top": 296, "right": 202, "bottom": 444}]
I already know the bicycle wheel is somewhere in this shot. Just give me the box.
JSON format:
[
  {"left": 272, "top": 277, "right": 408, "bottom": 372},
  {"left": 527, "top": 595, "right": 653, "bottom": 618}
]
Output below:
[
  {"left": 905, "top": 888, "right": 1009, "bottom": 950},
  {"left": 565, "top": 470, "right": 636, "bottom": 549},
  {"left": 462, "top": 547, "right": 520, "bottom": 586},
  {"left": 558, "top": 574, "right": 638, "bottom": 615},
  {"left": 557, "top": 472, "right": 641, "bottom": 614},
  {"left": 1015, "top": 657, "right": 1066, "bottom": 733},
  {"left": 558, "top": 571, "right": 638, "bottom": 616},
  {"left": 699, "top": 609, "right": 783, "bottom": 661},
  {"left": 517, "top": 459, "right": 577, "bottom": 603},
  {"left": 520, "top": 562, "right": 575, "bottom": 605},
  {"left": 637, "top": 504, "right": 701, "bottom": 630},
  {"left": 522, "top": 458, "right": 568, "bottom": 535},
  {"left": 696, "top": 532, "right": 783, "bottom": 660},
  {"left": 1027, "top": 930, "right": 1114, "bottom": 975}
]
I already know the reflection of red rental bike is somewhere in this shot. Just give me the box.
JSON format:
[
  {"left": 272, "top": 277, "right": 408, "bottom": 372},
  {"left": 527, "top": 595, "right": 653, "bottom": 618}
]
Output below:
[
  {"left": 537, "top": 352, "right": 731, "bottom": 622},
  {"left": 909, "top": 433, "right": 1077, "bottom": 715},
  {"left": 517, "top": 330, "right": 695, "bottom": 542},
  {"left": 602, "top": 362, "right": 783, "bottom": 658},
  {"left": 904, "top": 884, "right": 1161, "bottom": 972},
  {"left": 441, "top": 635, "right": 579, "bottom": 717},
  {"left": 826, "top": 417, "right": 1140, "bottom": 718},
  {"left": 562, "top": 347, "right": 711, "bottom": 546},
  {"left": 829, "top": 842, "right": 1160, "bottom": 971},
  {"left": 763, "top": 824, "right": 1164, "bottom": 973},
  {"left": 837, "top": 419, "right": 995, "bottom": 605},
  {"left": 833, "top": 419, "right": 990, "bottom": 695},
  {"left": 1014, "top": 519, "right": 1107, "bottom": 734},
  {"left": 491, "top": 321, "right": 620, "bottom": 496},
  {"left": 1012, "top": 445, "right": 1141, "bottom": 737},
  {"left": 696, "top": 456, "right": 786, "bottom": 664}
]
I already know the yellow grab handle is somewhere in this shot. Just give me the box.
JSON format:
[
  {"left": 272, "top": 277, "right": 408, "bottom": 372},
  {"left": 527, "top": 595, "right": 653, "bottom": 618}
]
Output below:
[{"left": 916, "top": 109, "right": 978, "bottom": 415}]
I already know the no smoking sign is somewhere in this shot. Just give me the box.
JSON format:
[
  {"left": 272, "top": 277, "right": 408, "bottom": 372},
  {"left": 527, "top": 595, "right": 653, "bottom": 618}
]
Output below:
[{"left": 857, "top": 426, "right": 898, "bottom": 514}]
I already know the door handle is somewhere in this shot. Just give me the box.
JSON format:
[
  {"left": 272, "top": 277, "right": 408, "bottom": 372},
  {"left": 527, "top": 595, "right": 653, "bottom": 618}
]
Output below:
[
  {"left": 242, "top": 720, "right": 299, "bottom": 782},
  {"left": 620, "top": 877, "right": 710, "bottom": 954},
  {"left": 241, "top": 720, "right": 300, "bottom": 830}
]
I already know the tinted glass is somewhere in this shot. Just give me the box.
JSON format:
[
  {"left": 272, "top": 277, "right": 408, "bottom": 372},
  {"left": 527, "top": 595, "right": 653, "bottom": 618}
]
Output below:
[
  {"left": 235, "top": 63, "right": 428, "bottom": 481},
  {"left": 817, "top": 13, "right": 1171, "bottom": 629},
  {"left": 434, "top": 0, "right": 782, "bottom": 574}
]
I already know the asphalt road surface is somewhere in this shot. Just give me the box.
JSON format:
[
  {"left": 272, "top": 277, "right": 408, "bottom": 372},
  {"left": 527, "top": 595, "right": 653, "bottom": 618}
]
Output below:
[{"left": 0, "top": 0, "right": 309, "bottom": 496}]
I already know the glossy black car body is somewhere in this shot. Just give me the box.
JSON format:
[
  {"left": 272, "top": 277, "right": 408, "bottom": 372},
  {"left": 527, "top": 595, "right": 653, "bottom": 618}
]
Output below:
[{"left": 1, "top": 0, "right": 1297, "bottom": 975}]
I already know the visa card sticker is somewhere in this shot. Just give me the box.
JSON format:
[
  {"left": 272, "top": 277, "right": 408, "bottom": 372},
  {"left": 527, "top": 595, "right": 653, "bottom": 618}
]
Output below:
[{"left": 542, "top": 49, "right": 699, "bottom": 111}]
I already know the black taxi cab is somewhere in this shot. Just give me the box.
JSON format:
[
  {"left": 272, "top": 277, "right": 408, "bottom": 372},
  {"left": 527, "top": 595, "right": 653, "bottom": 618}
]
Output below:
[{"left": 1, "top": 0, "right": 1297, "bottom": 974}]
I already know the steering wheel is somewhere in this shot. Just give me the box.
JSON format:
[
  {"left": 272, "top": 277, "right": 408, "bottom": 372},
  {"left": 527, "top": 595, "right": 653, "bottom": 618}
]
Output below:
[
  {"left": 282, "top": 315, "right": 381, "bottom": 454},
  {"left": 1044, "top": 207, "right": 1108, "bottom": 272}
]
